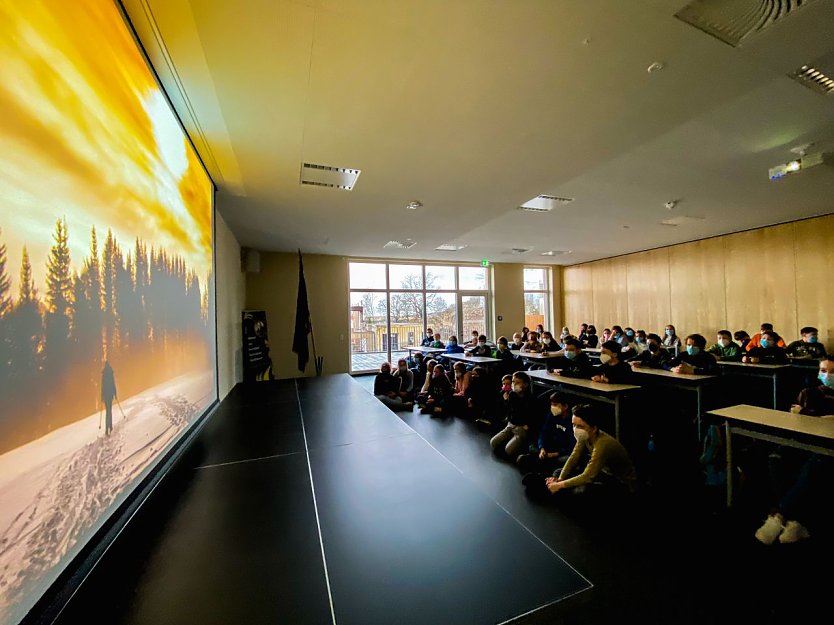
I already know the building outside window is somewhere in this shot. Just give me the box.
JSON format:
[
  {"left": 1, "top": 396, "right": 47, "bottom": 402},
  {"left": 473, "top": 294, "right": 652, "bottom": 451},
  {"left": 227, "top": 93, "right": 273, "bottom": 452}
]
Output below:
[{"left": 523, "top": 266, "right": 551, "bottom": 333}]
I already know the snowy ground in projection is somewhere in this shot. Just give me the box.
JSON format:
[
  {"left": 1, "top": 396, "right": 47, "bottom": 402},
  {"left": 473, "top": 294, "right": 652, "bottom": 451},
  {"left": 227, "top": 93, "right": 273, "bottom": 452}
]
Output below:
[{"left": 0, "top": 371, "right": 214, "bottom": 625}]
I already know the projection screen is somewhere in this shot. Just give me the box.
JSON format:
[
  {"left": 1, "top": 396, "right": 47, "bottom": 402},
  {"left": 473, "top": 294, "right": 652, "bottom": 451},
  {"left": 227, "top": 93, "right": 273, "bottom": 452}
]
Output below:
[{"left": 0, "top": 1, "right": 217, "bottom": 622}]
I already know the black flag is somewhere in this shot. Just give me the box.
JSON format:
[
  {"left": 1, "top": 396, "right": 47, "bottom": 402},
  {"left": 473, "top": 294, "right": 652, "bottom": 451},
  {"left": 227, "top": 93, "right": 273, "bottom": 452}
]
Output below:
[{"left": 292, "top": 249, "right": 311, "bottom": 372}]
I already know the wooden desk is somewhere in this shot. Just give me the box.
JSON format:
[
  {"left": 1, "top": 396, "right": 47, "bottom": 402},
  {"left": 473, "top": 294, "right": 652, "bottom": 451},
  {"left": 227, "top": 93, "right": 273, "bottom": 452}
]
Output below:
[
  {"left": 707, "top": 404, "right": 834, "bottom": 507},
  {"left": 510, "top": 350, "right": 563, "bottom": 367},
  {"left": 440, "top": 352, "right": 502, "bottom": 370},
  {"left": 717, "top": 361, "right": 790, "bottom": 409},
  {"left": 631, "top": 367, "right": 718, "bottom": 439},
  {"left": 407, "top": 347, "right": 445, "bottom": 358},
  {"left": 527, "top": 370, "right": 640, "bottom": 439}
]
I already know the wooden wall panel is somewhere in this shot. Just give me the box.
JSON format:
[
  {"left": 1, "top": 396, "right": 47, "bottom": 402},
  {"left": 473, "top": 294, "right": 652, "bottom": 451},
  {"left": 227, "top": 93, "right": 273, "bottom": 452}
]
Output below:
[
  {"left": 625, "top": 248, "right": 671, "bottom": 334},
  {"left": 562, "top": 264, "right": 594, "bottom": 331},
  {"left": 794, "top": 214, "right": 834, "bottom": 352},
  {"left": 669, "top": 237, "right": 727, "bottom": 339},
  {"left": 591, "top": 258, "right": 629, "bottom": 331},
  {"left": 723, "top": 223, "right": 797, "bottom": 340}
]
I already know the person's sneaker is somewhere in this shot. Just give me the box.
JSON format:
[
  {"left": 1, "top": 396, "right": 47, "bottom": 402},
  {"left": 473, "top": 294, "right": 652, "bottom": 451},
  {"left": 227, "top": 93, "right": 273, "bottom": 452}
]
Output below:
[
  {"left": 754, "top": 513, "right": 785, "bottom": 545},
  {"left": 403, "top": 402, "right": 414, "bottom": 411},
  {"left": 778, "top": 520, "right": 810, "bottom": 544}
]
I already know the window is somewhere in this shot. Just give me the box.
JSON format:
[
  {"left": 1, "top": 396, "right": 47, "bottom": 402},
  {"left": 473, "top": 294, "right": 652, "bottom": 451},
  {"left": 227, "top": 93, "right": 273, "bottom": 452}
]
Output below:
[
  {"left": 523, "top": 267, "right": 551, "bottom": 332},
  {"left": 348, "top": 262, "right": 491, "bottom": 373}
]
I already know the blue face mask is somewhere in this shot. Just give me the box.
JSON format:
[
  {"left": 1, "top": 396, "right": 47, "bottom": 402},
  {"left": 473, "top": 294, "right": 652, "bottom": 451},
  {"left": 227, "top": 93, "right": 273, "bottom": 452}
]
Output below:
[
  {"left": 665, "top": 329, "right": 672, "bottom": 336},
  {"left": 686, "top": 345, "right": 700, "bottom": 356},
  {"left": 565, "top": 350, "right": 577, "bottom": 360},
  {"left": 759, "top": 340, "right": 770, "bottom": 349},
  {"left": 449, "top": 340, "right": 456, "bottom": 346},
  {"left": 808, "top": 336, "right": 818, "bottom": 344},
  {"left": 820, "top": 372, "right": 834, "bottom": 388},
  {"left": 626, "top": 331, "right": 634, "bottom": 337}
]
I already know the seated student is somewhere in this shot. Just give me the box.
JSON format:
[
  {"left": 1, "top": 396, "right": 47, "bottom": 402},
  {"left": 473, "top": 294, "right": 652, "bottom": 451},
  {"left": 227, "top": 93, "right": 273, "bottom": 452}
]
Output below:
[
  {"left": 443, "top": 335, "right": 464, "bottom": 354},
  {"left": 509, "top": 332, "right": 525, "bottom": 351},
  {"left": 464, "top": 366, "right": 490, "bottom": 421},
  {"left": 600, "top": 328, "right": 612, "bottom": 345},
  {"left": 743, "top": 330, "right": 789, "bottom": 364},
  {"left": 745, "top": 323, "right": 787, "bottom": 351},
  {"left": 493, "top": 336, "right": 519, "bottom": 376},
  {"left": 374, "top": 362, "right": 413, "bottom": 411},
  {"left": 415, "top": 359, "right": 438, "bottom": 406},
  {"left": 787, "top": 326, "right": 828, "bottom": 360},
  {"left": 550, "top": 339, "right": 594, "bottom": 378},
  {"left": 535, "top": 323, "right": 546, "bottom": 337},
  {"left": 466, "top": 334, "right": 492, "bottom": 357},
  {"left": 706, "top": 330, "right": 742, "bottom": 362},
  {"left": 429, "top": 333, "right": 445, "bottom": 348},
  {"left": 464, "top": 329, "right": 481, "bottom": 348},
  {"left": 421, "top": 327, "right": 435, "bottom": 347},
  {"left": 610, "top": 325, "right": 629, "bottom": 350},
  {"left": 753, "top": 360, "right": 834, "bottom": 545},
  {"left": 591, "top": 341, "right": 634, "bottom": 384},
  {"left": 490, "top": 371, "right": 538, "bottom": 459},
  {"left": 577, "top": 323, "right": 589, "bottom": 344},
  {"left": 449, "top": 361, "right": 471, "bottom": 415},
  {"left": 633, "top": 329, "right": 648, "bottom": 354},
  {"left": 734, "top": 330, "right": 751, "bottom": 351},
  {"left": 521, "top": 331, "right": 545, "bottom": 353},
  {"left": 559, "top": 326, "right": 572, "bottom": 342},
  {"left": 409, "top": 351, "right": 427, "bottom": 385},
  {"left": 540, "top": 331, "right": 560, "bottom": 352},
  {"left": 584, "top": 325, "right": 599, "bottom": 348},
  {"left": 662, "top": 324, "right": 681, "bottom": 349},
  {"left": 517, "top": 392, "right": 576, "bottom": 474},
  {"left": 421, "top": 363, "right": 453, "bottom": 416},
  {"left": 620, "top": 327, "right": 640, "bottom": 360},
  {"left": 477, "top": 374, "right": 515, "bottom": 431},
  {"left": 392, "top": 358, "right": 415, "bottom": 402},
  {"left": 629, "top": 333, "right": 669, "bottom": 369},
  {"left": 522, "top": 404, "right": 637, "bottom": 501},
  {"left": 664, "top": 333, "right": 718, "bottom": 375},
  {"left": 521, "top": 327, "right": 531, "bottom": 341}
]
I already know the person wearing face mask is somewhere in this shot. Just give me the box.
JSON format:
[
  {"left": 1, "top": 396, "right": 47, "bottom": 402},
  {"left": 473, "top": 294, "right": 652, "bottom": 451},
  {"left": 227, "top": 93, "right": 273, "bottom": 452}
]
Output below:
[
  {"left": 415, "top": 359, "right": 438, "bottom": 407},
  {"left": 443, "top": 335, "right": 464, "bottom": 354},
  {"left": 523, "top": 404, "right": 636, "bottom": 501},
  {"left": 421, "top": 327, "right": 435, "bottom": 347},
  {"left": 662, "top": 324, "right": 681, "bottom": 349},
  {"left": 448, "top": 362, "right": 472, "bottom": 415},
  {"left": 493, "top": 336, "right": 520, "bottom": 376},
  {"left": 787, "top": 326, "right": 828, "bottom": 360},
  {"left": 429, "top": 333, "right": 445, "bottom": 349},
  {"left": 392, "top": 358, "right": 415, "bottom": 403},
  {"left": 540, "top": 331, "right": 559, "bottom": 353},
  {"left": 521, "top": 331, "right": 545, "bottom": 353},
  {"left": 374, "top": 362, "right": 413, "bottom": 411},
  {"left": 734, "top": 330, "right": 751, "bottom": 351},
  {"left": 745, "top": 322, "right": 787, "bottom": 352},
  {"left": 464, "top": 366, "right": 490, "bottom": 421},
  {"left": 753, "top": 357, "right": 834, "bottom": 545},
  {"left": 633, "top": 330, "right": 648, "bottom": 354},
  {"left": 509, "top": 332, "right": 525, "bottom": 351},
  {"left": 664, "top": 334, "right": 718, "bottom": 375},
  {"left": 577, "top": 323, "right": 589, "bottom": 344},
  {"left": 464, "top": 329, "right": 481, "bottom": 348},
  {"left": 629, "top": 333, "right": 669, "bottom": 369},
  {"left": 706, "top": 330, "right": 742, "bottom": 362},
  {"left": 600, "top": 328, "right": 612, "bottom": 345},
  {"left": 591, "top": 341, "right": 634, "bottom": 384},
  {"left": 466, "top": 334, "right": 492, "bottom": 357},
  {"left": 610, "top": 325, "right": 629, "bottom": 349},
  {"left": 549, "top": 339, "right": 593, "bottom": 378},
  {"left": 583, "top": 324, "right": 599, "bottom": 348},
  {"left": 517, "top": 393, "right": 575, "bottom": 474},
  {"left": 421, "top": 363, "right": 453, "bottom": 416},
  {"left": 743, "top": 331, "right": 788, "bottom": 364},
  {"left": 490, "top": 372, "right": 539, "bottom": 459},
  {"left": 535, "top": 324, "right": 546, "bottom": 337}
]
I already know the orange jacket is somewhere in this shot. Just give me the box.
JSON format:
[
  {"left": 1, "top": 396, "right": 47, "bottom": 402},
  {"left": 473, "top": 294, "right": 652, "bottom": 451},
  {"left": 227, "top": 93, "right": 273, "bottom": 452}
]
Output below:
[{"left": 745, "top": 332, "right": 787, "bottom": 351}]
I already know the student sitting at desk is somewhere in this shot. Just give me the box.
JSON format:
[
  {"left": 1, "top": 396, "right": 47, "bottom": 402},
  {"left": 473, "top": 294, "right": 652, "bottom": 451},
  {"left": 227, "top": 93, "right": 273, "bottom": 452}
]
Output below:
[
  {"left": 523, "top": 404, "right": 637, "bottom": 501},
  {"left": 509, "top": 332, "right": 525, "bottom": 351},
  {"left": 584, "top": 325, "right": 599, "bottom": 348},
  {"left": 734, "top": 330, "right": 751, "bottom": 351},
  {"left": 550, "top": 339, "right": 594, "bottom": 378},
  {"left": 786, "top": 326, "right": 828, "bottom": 360},
  {"left": 633, "top": 329, "right": 648, "bottom": 354},
  {"left": 663, "top": 324, "right": 681, "bottom": 349},
  {"left": 706, "top": 330, "right": 742, "bottom": 362},
  {"left": 493, "top": 336, "right": 518, "bottom": 375},
  {"left": 521, "top": 332, "right": 545, "bottom": 353},
  {"left": 490, "top": 371, "right": 539, "bottom": 459},
  {"left": 753, "top": 359, "right": 834, "bottom": 545},
  {"left": 663, "top": 334, "right": 718, "bottom": 375},
  {"left": 629, "top": 333, "right": 669, "bottom": 369},
  {"left": 466, "top": 334, "right": 492, "bottom": 357},
  {"left": 517, "top": 392, "right": 575, "bottom": 474},
  {"left": 600, "top": 328, "right": 612, "bottom": 344},
  {"left": 464, "top": 329, "right": 480, "bottom": 348},
  {"left": 429, "top": 333, "right": 445, "bottom": 348},
  {"left": 577, "top": 323, "right": 589, "bottom": 344},
  {"left": 540, "top": 331, "right": 559, "bottom": 352},
  {"left": 610, "top": 325, "right": 629, "bottom": 350},
  {"left": 421, "top": 327, "right": 435, "bottom": 347},
  {"left": 535, "top": 323, "right": 546, "bottom": 337},
  {"left": 591, "top": 341, "right": 634, "bottom": 384},
  {"left": 443, "top": 335, "right": 464, "bottom": 354},
  {"left": 743, "top": 331, "right": 788, "bottom": 364},
  {"left": 745, "top": 322, "right": 786, "bottom": 351}
]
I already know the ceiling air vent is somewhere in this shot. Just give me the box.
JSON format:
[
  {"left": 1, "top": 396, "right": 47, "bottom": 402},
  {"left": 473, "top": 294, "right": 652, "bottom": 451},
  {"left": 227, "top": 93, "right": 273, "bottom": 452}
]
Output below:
[
  {"left": 384, "top": 239, "right": 416, "bottom": 249},
  {"left": 675, "top": 0, "right": 818, "bottom": 48},
  {"left": 789, "top": 63, "right": 834, "bottom": 95},
  {"left": 435, "top": 244, "right": 467, "bottom": 251},
  {"left": 541, "top": 250, "right": 571, "bottom": 256},
  {"left": 510, "top": 248, "right": 531, "bottom": 254},
  {"left": 660, "top": 215, "right": 706, "bottom": 227},
  {"left": 519, "top": 195, "right": 574, "bottom": 212},
  {"left": 300, "top": 162, "right": 361, "bottom": 190}
]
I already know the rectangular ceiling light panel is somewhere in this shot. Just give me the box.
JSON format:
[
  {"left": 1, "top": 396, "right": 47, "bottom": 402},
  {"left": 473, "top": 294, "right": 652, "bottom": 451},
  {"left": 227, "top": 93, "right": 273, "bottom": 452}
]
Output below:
[
  {"left": 519, "top": 194, "right": 574, "bottom": 212},
  {"left": 300, "top": 162, "right": 361, "bottom": 190}
]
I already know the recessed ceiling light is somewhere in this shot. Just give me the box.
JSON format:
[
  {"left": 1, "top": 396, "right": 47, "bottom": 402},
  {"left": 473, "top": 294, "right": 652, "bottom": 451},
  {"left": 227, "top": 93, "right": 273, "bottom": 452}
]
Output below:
[
  {"left": 519, "top": 195, "right": 574, "bottom": 212},
  {"left": 406, "top": 200, "right": 423, "bottom": 210},
  {"left": 647, "top": 61, "right": 664, "bottom": 73},
  {"left": 435, "top": 244, "right": 467, "bottom": 251},
  {"left": 384, "top": 239, "right": 416, "bottom": 249},
  {"left": 541, "top": 250, "right": 571, "bottom": 256}
]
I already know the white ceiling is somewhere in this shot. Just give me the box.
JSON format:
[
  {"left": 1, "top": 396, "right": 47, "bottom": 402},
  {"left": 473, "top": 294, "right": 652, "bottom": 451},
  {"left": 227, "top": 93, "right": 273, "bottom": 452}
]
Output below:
[{"left": 124, "top": 0, "right": 834, "bottom": 266}]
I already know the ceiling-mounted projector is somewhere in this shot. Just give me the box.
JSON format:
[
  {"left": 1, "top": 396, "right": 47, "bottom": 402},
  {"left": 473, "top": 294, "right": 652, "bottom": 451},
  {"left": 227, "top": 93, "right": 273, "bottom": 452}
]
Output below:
[{"left": 769, "top": 152, "right": 833, "bottom": 180}]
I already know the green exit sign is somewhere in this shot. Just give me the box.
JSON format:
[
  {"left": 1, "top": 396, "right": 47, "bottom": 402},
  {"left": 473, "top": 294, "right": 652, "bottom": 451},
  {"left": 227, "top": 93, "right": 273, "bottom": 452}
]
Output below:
[{"left": 481, "top": 260, "right": 490, "bottom": 267}]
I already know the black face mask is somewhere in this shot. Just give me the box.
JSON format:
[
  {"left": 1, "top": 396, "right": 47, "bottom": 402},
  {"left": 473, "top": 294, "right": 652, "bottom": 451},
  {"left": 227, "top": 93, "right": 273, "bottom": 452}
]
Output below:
[{"left": 648, "top": 343, "right": 659, "bottom": 353}]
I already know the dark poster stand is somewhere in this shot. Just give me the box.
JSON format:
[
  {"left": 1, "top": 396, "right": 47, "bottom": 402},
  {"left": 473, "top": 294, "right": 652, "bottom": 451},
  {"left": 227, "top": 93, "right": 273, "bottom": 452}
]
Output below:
[{"left": 242, "top": 310, "right": 274, "bottom": 382}]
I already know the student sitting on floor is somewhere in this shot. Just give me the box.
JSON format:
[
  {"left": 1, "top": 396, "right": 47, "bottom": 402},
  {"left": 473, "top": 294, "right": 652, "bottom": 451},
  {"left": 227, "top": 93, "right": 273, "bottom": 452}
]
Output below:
[
  {"left": 522, "top": 403, "right": 637, "bottom": 501},
  {"left": 591, "top": 341, "right": 634, "bottom": 384},
  {"left": 521, "top": 332, "right": 544, "bottom": 353},
  {"left": 374, "top": 362, "right": 413, "bottom": 411},
  {"left": 476, "top": 374, "right": 515, "bottom": 431},
  {"left": 464, "top": 366, "right": 490, "bottom": 421},
  {"left": 549, "top": 339, "right": 593, "bottom": 378},
  {"left": 409, "top": 352, "right": 428, "bottom": 389},
  {"left": 444, "top": 335, "right": 465, "bottom": 354},
  {"left": 416, "top": 359, "right": 438, "bottom": 407},
  {"left": 629, "top": 333, "right": 669, "bottom": 369},
  {"left": 451, "top": 361, "right": 471, "bottom": 406},
  {"left": 664, "top": 333, "right": 719, "bottom": 375},
  {"left": 421, "top": 363, "right": 453, "bottom": 416},
  {"left": 707, "top": 330, "right": 742, "bottom": 362},
  {"left": 393, "top": 358, "right": 415, "bottom": 402},
  {"left": 517, "top": 392, "right": 576, "bottom": 474},
  {"left": 663, "top": 324, "right": 681, "bottom": 350},
  {"left": 734, "top": 330, "right": 751, "bottom": 351},
  {"left": 745, "top": 322, "right": 787, "bottom": 351},
  {"left": 753, "top": 358, "right": 834, "bottom": 545},
  {"left": 743, "top": 331, "right": 789, "bottom": 364},
  {"left": 509, "top": 332, "right": 525, "bottom": 351},
  {"left": 490, "top": 371, "right": 539, "bottom": 459},
  {"left": 430, "top": 333, "right": 445, "bottom": 348},
  {"left": 787, "top": 326, "right": 828, "bottom": 360},
  {"left": 466, "top": 334, "right": 493, "bottom": 357},
  {"left": 421, "top": 327, "right": 435, "bottom": 347},
  {"left": 584, "top": 325, "right": 599, "bottom": 348}
]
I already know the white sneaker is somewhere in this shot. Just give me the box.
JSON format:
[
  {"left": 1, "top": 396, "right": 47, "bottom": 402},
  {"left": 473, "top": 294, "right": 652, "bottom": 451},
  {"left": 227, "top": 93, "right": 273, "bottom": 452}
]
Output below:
[
  {"left": 754, "top": 513, "right": 784, "bottom": 545},
  {"left": 778, "top": 520, "right": 810, "bottom": 544}
]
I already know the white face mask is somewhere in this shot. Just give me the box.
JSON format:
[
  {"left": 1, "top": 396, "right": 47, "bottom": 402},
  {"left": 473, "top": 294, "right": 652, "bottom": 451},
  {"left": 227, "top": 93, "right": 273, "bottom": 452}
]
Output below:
[
  {"left": 512, "top": 383, "right": 523, "bottom": 394},
  {"left": 478, "top": 341, "right": 486, "bottom": 346},
  {"left": 551, "top": 406, "right": 562, "bottom": 417},
  {"left": 573, "top": 427, "right": 589, "bottom": 442},
  {"left": 718, "top": 339, "right": 729, "bottom": 348},
  {"left": 543, "top": 338, "right": 551, "bottom": 345},
  {"left": 599, "top": 353, "right": 612, "bottom": 364}
]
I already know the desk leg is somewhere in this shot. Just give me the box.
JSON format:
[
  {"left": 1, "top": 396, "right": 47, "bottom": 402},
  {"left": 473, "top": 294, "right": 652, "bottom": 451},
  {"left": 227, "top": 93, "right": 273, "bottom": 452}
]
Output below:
[
  {"left": 725, "top": 421, "right": 733, "bottom": 508},
  {"left": 696, "top": 386, "right": 703, "bottom": 442},
  {"left": 772, "top": 372, "right": 778, "bottom": 410},
  {"left": 614, "top": 395, "right": 621, "bottom": 440}
]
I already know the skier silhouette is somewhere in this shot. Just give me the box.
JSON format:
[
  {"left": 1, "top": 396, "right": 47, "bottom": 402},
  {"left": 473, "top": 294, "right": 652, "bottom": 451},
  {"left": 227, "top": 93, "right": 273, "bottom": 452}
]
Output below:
[{"left": 101, "top": 361, "right": 117, "bottom": 436}]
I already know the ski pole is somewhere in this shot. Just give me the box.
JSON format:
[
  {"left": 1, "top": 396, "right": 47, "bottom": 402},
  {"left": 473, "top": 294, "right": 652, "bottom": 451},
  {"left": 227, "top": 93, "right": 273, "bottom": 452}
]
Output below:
[{"left": 117, "top": 398, "right": 126, "bottom": 420}]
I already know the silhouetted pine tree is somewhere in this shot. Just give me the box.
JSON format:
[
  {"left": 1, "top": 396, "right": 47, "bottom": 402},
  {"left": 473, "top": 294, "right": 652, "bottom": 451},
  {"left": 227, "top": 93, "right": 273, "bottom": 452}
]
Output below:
[{"left": 44, "top": 219, "right": 73, "bottom": 385}]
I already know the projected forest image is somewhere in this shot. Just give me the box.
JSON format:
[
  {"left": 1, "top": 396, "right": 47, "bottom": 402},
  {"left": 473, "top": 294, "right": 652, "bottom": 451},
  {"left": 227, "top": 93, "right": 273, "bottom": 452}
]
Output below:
[{"left": 0, "top": 1, "right": 216, "bottom": 623}]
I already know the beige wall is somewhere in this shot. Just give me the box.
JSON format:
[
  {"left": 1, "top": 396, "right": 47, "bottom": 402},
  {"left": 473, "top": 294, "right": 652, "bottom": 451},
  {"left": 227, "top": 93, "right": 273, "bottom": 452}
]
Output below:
[
  {"left": 215, "top": 212, "right": 246, "bottom": 398},
  {"left": 492, "top": 263, "right": 524, "bottom": 339},
  {"left": 560, "top": 214, "right": 834, "bottom": 350}
]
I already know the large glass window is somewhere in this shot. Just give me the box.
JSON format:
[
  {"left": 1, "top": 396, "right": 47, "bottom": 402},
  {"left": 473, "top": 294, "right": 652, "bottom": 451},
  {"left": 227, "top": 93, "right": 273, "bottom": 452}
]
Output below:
[
  {"left": 523, "top": 267, "right": 551, "bottom": 332},
  {"left": 348, "top": 263, "right": 490, "bottom": 373}
]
